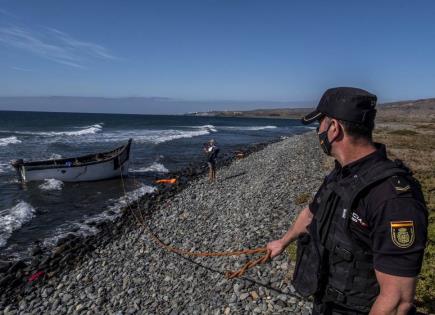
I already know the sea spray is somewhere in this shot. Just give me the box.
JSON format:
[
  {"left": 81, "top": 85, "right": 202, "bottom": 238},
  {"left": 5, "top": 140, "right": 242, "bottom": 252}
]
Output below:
[
  {"left": 0, "top": 136, "right": 22, "bottom": 146},
  {"left": 130, "top": 162, "right": 169, "bottom": 173},
  {"left": 0, "top": 201, "right": 36, "bottom": 248},
  {"left": 39, "top": 179, "right": 64, "bottom": 191}
]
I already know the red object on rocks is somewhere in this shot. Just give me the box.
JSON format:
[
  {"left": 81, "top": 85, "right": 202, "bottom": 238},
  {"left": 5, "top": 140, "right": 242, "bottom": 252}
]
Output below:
[{"left": 28, "top": 271, "right": 45, "bottom": 282}]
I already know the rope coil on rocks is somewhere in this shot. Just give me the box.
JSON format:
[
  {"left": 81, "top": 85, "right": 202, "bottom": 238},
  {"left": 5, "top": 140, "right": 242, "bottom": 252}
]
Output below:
[{"left": 120, "top": 162, "right": 271, "bottom": 279}]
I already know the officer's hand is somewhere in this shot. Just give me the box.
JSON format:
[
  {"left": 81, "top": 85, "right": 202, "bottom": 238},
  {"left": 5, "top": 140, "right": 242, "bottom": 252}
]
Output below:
[{"left": 267, "top": 239, "right": 286, "bottom": 258}]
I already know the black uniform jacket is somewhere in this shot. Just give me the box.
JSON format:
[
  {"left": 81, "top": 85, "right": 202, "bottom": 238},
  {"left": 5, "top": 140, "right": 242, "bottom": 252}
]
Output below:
[{"left": 309, "top": 144, "right": 428, "bottom": 277}]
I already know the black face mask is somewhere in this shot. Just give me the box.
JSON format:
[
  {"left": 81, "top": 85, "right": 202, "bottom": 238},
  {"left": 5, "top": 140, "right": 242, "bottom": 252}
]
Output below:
[{"left": 317, "top": 122, "right": 335, "bottom": 156}]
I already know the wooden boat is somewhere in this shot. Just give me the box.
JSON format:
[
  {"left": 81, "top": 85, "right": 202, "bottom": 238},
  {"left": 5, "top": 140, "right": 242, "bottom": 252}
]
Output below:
[{"left": 11, "top": 139, "right": 132, "bottom": 182}]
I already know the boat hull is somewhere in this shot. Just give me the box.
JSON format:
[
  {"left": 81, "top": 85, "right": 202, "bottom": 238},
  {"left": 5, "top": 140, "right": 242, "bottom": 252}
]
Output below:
[
  {"left": 13, "top": 139, "right": 132, "bottom": 183},
  {"left": 18, "top": 159, "right": 129, "bottom": 182}
]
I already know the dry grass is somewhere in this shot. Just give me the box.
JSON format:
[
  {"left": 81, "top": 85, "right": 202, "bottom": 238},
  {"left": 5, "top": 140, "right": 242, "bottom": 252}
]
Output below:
[{"left": 294, "top": 192, "right": 312, "bottom": 205}]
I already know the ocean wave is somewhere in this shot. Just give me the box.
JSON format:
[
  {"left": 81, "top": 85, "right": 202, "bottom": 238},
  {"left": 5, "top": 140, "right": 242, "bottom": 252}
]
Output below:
[
  {"left": 60, "top": 124, "right": 103, "bottom": 136},
  {"left": 42, "top": 222, "right": 98, "bottom": 248},
  {"left": 0, "top": 201, "right": 36, "bottom": 248},
  {"left": 42, "top": 184, "right": 156, "bottom": 248},
  {"left": 100, "top": 128, "right": 212, "bottom": 145},
  {"left": 39, "top": 179, "right": 64, "bottom": 191},
  {"left": 294, "top": 125, "right": 317, "bottom": 130},
  {"left": 220, "top": 125, "right": 277, "bottom": 131},
  {"left": 1, "top": 124, "right": 211, "bottom": 146},
  {"left": 144, "top": 129, "right": 210, "bottom": 144},
  {"left": 0, "top": 163, "right": 13, "bottom": 173},
  {"left": 49, "top": 153, "right": 63, "bottom": 160},
  {"left": 193, "top": 125, "right": 218, "bottom": 133},
  {"left": 80, "top": 184, "right": 155, "bottom": 229},
  {"left": 0, "top": 123, "right": 103, "bottom": 137},
  {"left": 130, "top": 162, "right": 169, "bottom": 173},
  {"left": 0, "top": 136, "right": 22, "bottom": 146},
  {"left": 107, "top": 184, "right": 156, "bottom": 213},
  {"left": 73, "top": 184, "right": 156, "bottom": 226},
  {"left": 36, "top": 123, "right": 103, "bottom": 136}
]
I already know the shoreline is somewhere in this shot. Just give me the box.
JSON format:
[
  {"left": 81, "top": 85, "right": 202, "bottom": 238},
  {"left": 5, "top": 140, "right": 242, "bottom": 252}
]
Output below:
[{"left": 1, "top": 132, "right": 325, "bottom": 314}]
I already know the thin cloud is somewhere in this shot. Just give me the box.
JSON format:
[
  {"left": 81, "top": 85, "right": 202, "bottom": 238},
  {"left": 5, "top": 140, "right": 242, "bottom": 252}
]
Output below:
[
  {"left": 0, "top": 25, "right": 117, "bottom": 68},
  {"left": 47, "top": 27, "right": 117, "bottom": 60},
  {"left": 0, "top": 8, "right": 19, "bottom": 19},
  {"left": 11, "top": 66, "right": 33, "bottom": 72}
]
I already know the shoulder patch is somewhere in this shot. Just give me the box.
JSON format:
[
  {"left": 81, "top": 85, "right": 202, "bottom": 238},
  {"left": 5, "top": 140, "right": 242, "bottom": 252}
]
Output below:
[
  {"left": 390, "top": 221, "right": 415, "bottom": 248},
  {"left": 390, "top": 176, "right": 412, "bottom": 194}
]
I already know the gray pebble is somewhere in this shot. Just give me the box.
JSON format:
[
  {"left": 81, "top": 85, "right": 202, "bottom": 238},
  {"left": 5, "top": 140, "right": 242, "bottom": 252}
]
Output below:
[{"left": 1, "top": 133, "right": 322, "bottom": 315}]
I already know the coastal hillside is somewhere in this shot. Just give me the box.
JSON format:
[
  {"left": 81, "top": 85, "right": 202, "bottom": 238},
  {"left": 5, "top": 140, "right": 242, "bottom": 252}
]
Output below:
[
  {"left": 197, "top": 98, "right": 435, "bottom": 122},
  {"left": 377, "top": 98, "right": 435, "bottom": 122}
]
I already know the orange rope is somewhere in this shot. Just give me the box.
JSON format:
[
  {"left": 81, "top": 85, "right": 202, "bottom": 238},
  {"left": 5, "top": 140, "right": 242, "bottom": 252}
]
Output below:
[
  {"left": 141, "top": 224, "right": 271, "bottom": 279},
  {"left": 120, "top": 164, "right": 271, "bottom": 279}
]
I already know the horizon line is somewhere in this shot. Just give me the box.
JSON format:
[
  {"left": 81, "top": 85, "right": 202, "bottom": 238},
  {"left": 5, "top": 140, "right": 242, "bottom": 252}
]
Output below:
[{"left": 0, "top": 95, "right": 433, "bottom": 104}]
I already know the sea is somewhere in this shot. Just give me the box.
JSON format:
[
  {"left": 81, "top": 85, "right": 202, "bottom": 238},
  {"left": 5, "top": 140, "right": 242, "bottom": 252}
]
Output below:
[{"left": 0, "top": 110, "right": 313, "bottom": 260}]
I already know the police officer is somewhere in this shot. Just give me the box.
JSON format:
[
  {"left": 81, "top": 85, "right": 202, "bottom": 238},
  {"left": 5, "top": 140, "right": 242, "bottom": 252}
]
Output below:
[{"left": 267, "top": 87, "right": 428, "bottom": 315}]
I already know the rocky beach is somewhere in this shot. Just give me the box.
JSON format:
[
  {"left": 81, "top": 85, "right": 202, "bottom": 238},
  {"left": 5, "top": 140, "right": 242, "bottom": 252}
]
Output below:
[{"left": 1, "top": 132, "right": 326, "bottom": 314}]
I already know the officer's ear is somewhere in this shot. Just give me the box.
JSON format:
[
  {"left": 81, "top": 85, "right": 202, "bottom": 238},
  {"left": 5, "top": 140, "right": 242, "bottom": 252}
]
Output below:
[{"left": 330, "top": 118, "right": 344, "bottom": 140}]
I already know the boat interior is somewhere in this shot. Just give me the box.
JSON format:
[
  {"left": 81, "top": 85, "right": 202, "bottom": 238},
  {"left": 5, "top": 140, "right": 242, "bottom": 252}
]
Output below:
[{"left": 17, "top": 139, "right": 132, "bottom": 167}]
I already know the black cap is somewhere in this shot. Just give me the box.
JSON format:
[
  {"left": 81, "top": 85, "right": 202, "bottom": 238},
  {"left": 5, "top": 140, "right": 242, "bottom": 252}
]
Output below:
[{"left": 301, "top": 87, "right": 377, "bottom": 125}]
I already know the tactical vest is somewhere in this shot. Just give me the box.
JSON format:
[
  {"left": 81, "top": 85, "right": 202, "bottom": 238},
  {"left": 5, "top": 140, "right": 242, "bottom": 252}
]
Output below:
[{"left": 293, "top": 159, "right": 411, "bottom": 313}]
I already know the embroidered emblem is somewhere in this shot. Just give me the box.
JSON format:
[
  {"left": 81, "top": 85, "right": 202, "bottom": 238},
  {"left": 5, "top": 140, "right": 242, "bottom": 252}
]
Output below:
[
  {"left": 392, "top": 176, "right": 411, "bottom": 193},
  {"left": 395, "top": 185, "right": 411, "bottom": 192},
  {"left": 390, "top": 221, "right": 415, "bottom": 248}
]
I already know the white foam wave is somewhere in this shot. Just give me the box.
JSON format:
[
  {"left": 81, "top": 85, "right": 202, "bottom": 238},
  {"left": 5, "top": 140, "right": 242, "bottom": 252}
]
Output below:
[
  {"left": 1, "top": 124, "right": 210, "bottom": 146},
  {"left": 221, "top": 125, "right": 277, "bottom": 131},
  {"left": 0, "top": 201, "right": 36, "bottom": 248},
  {"left": 84, "top": 184, "right": 156, "bottom": 224},
  {"left": 49, "top": 153, "right": 63, "bottom": 159},
  {"left": 62, "top": 124, "right": 103, "bottom": 136},
  {"left": 147, "top": 129, "right": 210, "bottom": 144},
  {"left": 77, "top": 184, "right": 157, "bottom": 230},
  {"left": 0, "top": 123, "right": 103, "bottom": 137},
  {"left": 39, "top": 124, "right": 103, "bottom": 136},
  {"left": 295, "top": 126, "right": 317, "bottom": 130},
  {"left": 0, "top": 163, "right": 13, "bottom": 173},
  {"left": 130, "top": 162, "right": 169, "bottom": 173},
  {"left": 39, "top": 179, "right": 64, "bottom": 191},
  {"left": 42, "top": 223, "right": 98, "bottom": 248},
  {"left": 194, "top": 125, "right": 218, "bottom": 132},
  {"left": 42, "top": 184, "right": 156, "bottom": 248},
  {"left": 101, "top": 128, "right": 212, "bottom": 145},
  {"left": 73, "top": 222, "right": 99, "bottom": 235},
  {"left": 0, "top": 136, "right": 22, "bottom": 146},
  {"left": 108, "top": 184, "right": 156, "bottom": 213}
]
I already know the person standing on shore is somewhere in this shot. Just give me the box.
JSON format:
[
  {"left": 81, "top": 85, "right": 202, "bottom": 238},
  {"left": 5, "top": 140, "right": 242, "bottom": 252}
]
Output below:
[
  {"left": 204, "top": 139, "right": 219, "bottom": 182},
  {"left": 267, "top": 87, "right": 428, "bottom": 315}
]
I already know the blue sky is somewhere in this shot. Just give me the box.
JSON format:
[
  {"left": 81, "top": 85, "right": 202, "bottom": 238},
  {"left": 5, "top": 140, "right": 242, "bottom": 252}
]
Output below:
[{"left": 1, "top": 1, "right": 435, "bottom": 107}]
